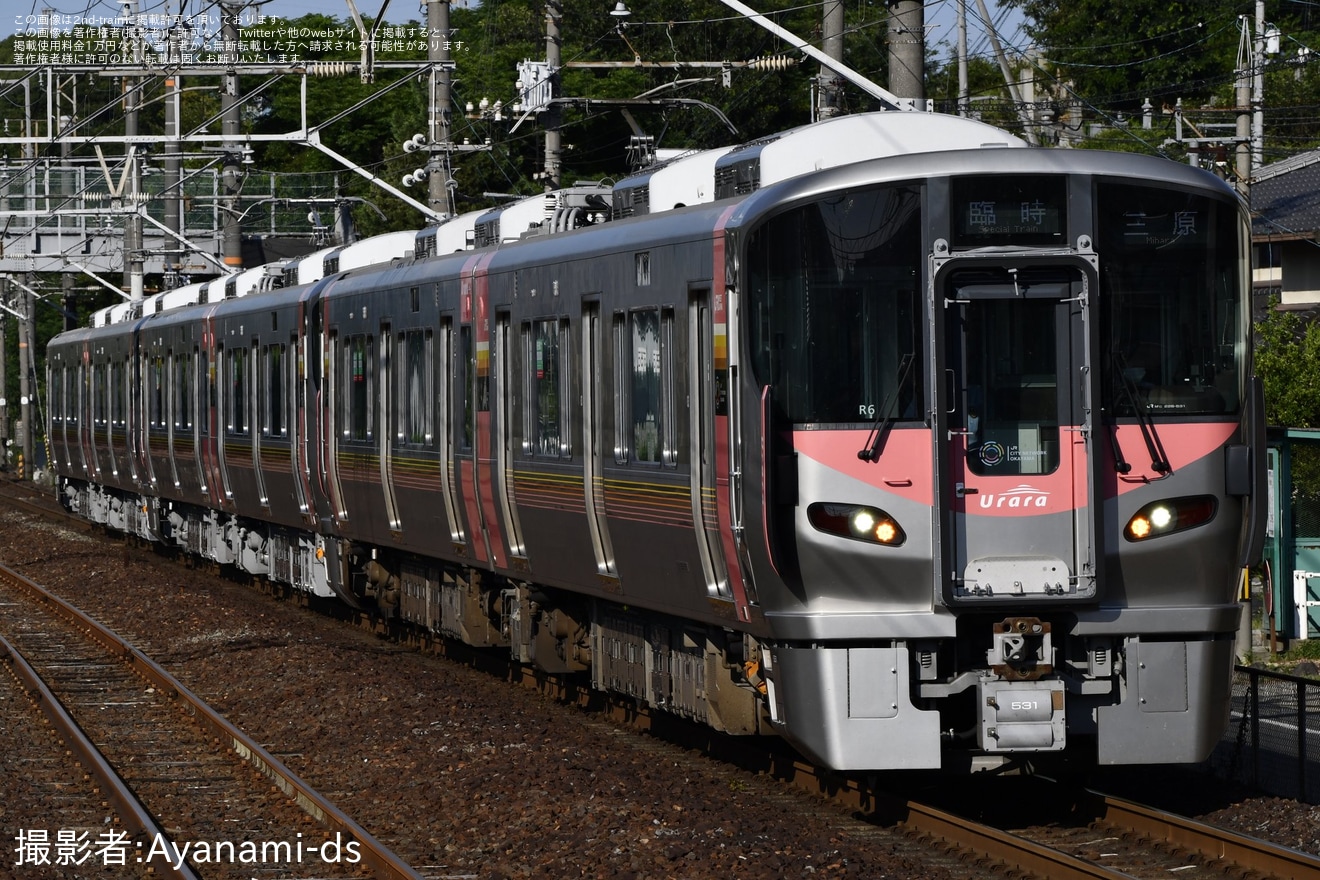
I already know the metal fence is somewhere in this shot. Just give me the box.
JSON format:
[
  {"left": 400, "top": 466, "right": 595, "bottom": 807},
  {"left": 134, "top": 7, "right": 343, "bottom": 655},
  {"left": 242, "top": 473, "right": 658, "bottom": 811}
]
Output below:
[{"left": 1208, "top": 665, "right": 1320, "bottom": 803}]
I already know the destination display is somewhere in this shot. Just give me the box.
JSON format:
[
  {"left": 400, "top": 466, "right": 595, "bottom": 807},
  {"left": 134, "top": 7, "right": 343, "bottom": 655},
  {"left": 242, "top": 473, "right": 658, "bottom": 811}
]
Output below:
[{"left": 951, "top": 176, "right": 1067, "bottom": 247}]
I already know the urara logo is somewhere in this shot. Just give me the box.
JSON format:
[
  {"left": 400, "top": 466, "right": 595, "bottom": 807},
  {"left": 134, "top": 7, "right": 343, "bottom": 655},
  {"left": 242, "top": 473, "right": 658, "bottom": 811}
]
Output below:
[{"left": 979, "top": 484, "right": 1050, "bottom": 509}]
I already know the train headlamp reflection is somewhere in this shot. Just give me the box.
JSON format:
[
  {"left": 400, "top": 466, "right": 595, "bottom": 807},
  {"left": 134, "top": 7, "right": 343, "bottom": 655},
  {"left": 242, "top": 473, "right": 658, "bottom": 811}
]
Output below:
[
  {"left": 1124, "top": 496, "right": 1216, "bottom": 541},
  {"left": 808, "top": 503, "right": 906, "bottom": 547}
]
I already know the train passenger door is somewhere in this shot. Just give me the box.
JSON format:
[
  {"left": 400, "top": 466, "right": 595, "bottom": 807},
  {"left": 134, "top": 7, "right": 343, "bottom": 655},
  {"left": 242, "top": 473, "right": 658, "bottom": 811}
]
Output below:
[
  {"left": 581, "top": 300, "right": 617, "bottom": 577},
  {"left": 437, "top": 317, "right": 463, "bottom": 543},
  {"left": 379, "top": 323, "right": 402, "bottom": 531},
  {"left": 936, "top": 261, "right": 1098, "bottom": 604},
  {"left": 493, "top": 313, "right": 526, "bottom": 560},
  {"left": 688, "top": 290, "right": 730, "bottom": 599}
]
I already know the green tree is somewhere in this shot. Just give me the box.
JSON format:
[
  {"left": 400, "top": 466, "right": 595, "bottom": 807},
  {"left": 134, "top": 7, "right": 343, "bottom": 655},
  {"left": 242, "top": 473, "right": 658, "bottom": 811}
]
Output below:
[
  {"left": 1254, "top": 301, "right": 1320, "bottom": 428},
  {"left": 1002, "top": 0, "right": 1246, "bottom": 111}
]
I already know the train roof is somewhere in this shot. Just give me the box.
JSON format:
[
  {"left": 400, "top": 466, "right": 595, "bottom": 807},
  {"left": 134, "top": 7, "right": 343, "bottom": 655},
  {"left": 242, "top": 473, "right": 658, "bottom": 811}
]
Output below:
[{"left": 84, "top": 112, "right": 1203, "bottom": 332}]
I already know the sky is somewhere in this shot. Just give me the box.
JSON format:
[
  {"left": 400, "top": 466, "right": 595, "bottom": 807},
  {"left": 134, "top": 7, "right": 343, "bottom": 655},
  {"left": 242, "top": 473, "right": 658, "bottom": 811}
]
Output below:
[{"left": 6, "top": 0, "right": 1029, "bottom": 55}]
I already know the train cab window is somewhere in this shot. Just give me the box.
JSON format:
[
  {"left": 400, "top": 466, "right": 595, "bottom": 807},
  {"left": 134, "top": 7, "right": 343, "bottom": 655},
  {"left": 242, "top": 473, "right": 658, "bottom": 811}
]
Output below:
[
  {"left": 263, "top": 344, "right": 287, "bottom": 437},
  {"left": 524, "top": 319, "right": 568, "bottom": 457},
  {"left": 397, "top": 330, "right": 432, "bottom": 446},
  {"left": 745, "top": 183, "right": 924, "bottom": 426},
  {"left": 344, "top": 334, "right": 373, "bottom": 442},
  {"left": 228, "top": 347, "right": 248, "bottom": 435},
  {"left": 1096, "top": 182, "right": 1244, "bottom": 417}
]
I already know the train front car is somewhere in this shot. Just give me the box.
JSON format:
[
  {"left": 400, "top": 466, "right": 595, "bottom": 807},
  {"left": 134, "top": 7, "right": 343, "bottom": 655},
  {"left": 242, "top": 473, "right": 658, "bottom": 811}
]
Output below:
[{"left": 730, "top": 147, "right": 1264, "bottom": 771}]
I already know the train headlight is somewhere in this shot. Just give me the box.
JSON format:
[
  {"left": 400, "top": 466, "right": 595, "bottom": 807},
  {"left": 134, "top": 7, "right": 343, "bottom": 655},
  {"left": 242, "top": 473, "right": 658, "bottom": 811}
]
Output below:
[
  {"left": 1124, "top": 495, "right": 1217, "bottom": 541},
  {"left": 808, "top": 503, "right": 906, "bottom": 547}
]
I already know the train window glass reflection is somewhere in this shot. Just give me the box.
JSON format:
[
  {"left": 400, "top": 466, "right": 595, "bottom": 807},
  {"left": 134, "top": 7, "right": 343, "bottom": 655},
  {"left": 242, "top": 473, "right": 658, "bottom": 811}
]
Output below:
[
  {"left": 228, "top": 348, "right": 247, "bottom": 435},
  {"left": 527, "top": 319, "right": 565, "bottom": 457},
  {"left": 344, "top": 335, "right": 373, "bottom": 442},
  {"left": 263, "top": 344, "right": 286, "bottom": 437},
  {"left": 397, "top": 330, "right": 432, "bottom": 446},
  {"left": 196, "top": 352, "right": 208, "bottom": 436},
  {"left": 74, "top": 365, "right": 83, "bottom": 428},
  {"left": 631, "top": 308, "right": 664, "bottom": 465},
  {"left": 660, "top": 309, "right": 676, "bottom": 467},
  {"left": 93, "top": 364, "right": 106, "bottom": 427},
  {"left": 150, "top": 355, "right": 165, "bottom": 430},
  {"left": 175, "top": 352, "right": 191, "bottom": 429},
  {"left": 1097, "top": 182, "right": 1243, "bottom": 417},
  {"left": 459, "top": 326, "right": 473, "bottom": 451},
  {"left": 51, "top": 365, "right": 63, "bottom": 425},
  {"left": 111, "top": 361, "right": 125, "bottom": 427},
  {"left": 746, "top": 184, "right": 924, "bottom": 425},
  {"left": 612, "top": 313, "right": 628, "bottom": 464}
]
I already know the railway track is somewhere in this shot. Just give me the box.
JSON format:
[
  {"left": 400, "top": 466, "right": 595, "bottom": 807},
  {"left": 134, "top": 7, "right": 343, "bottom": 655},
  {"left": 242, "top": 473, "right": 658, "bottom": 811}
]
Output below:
[
  {"left": 3, "top": 477, "right": 1319, "bottom": 879},
  {"left": 0, "top": 551, "right": 422, "bottom": 879}
]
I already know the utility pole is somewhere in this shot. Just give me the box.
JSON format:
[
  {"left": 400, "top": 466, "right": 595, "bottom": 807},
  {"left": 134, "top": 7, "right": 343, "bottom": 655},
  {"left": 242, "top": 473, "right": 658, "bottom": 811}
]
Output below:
[
  {"left": 957, "top": 0, "right": 969, "bottom": 117},
  {"left": 123, "top": 0, "right": 145, "bottom": 301},
  {"left": 59, "top": 108, "right": 77, "bottom": 331},
  {"left": 164, "top": 13, "right": 184, "bottom": 287},
  {"left": 427, "top": 0, "right": 453, "bottom": 214},
  {"left": 1236, "top": 17, "right": 1252, "bottom": 192},
  {"left": 17, "top": 281, "right": 31, "bottom": 476},
  {"left": 886, "top": 0, "right": 924, "bottom": 105},
  {"left": 974, "top": 0, "right": 1037, "bottom": 145},
  {"left": 816, "top": 0, "right": 844, "bottom": 119},
  {"left": 1252, "top": 0, "right": 1266, "bottom": 176},
  {"left": 0, "top": 304, "right": 7, "bottom": 456},
  {"left": 221, "top": 3, "right": 244, "bottom": 272},
  {"left": 544, "top": 0, "right": 563, "bottom": 190}
]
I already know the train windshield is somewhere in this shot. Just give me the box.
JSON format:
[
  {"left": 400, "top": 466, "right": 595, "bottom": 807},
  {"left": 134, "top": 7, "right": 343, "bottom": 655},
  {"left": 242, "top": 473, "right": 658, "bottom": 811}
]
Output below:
[
  {"left": 745, "top": 184, "right": 924, "bottom": 425},
  {"left": 1096, "top": 182, "right": 1245, "bottom": 417}
]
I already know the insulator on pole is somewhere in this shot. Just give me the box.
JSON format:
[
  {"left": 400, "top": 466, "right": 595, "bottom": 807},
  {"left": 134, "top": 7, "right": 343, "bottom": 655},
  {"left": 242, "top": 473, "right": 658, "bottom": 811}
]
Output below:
[
  {"left": 307, "top": 62, "right": 357, "bottom": 77},
  {"left": 746, "top": 55, "right": 798, "bottom": 71}
]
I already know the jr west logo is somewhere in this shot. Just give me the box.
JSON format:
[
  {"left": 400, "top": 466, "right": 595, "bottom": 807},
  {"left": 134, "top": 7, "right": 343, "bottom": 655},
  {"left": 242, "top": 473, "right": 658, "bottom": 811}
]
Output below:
[{"left": 978, "top": 484, "right": 1050, "bottom": 509}]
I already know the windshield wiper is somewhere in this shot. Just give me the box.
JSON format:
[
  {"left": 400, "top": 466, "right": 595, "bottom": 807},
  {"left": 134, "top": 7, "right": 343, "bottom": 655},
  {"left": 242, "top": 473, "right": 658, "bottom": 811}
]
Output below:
[
  {"left": 858, "top": 353, "right": 916, "bottom": 462},
  {"left": 1110, "top": 352, "right": 1172, "bottom": 477}
]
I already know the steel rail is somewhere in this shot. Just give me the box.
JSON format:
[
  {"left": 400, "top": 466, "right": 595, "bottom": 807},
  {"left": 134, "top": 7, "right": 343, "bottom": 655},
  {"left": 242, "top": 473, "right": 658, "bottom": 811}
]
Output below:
[
  {"left": 893, "top": 798, "right": 1132, "bottom": 880},
  {"left": 0, "top": 632, "right": 201, "bottom": 880},
  {"left": 0, "top": 560, "right": 426, "bottom": 880},
  {"left": 6, "top": 486, "right": 1315, "bottom": 880},
  {"left": 1084, "top": 789, "right": 1320, "bottom": 879}
]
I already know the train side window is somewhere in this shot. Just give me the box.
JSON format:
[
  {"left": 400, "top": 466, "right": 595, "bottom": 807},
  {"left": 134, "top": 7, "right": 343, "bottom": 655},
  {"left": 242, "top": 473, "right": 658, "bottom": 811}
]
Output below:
[
  {"left": 630, "top": 307, "right": 663, "bottom": 465},
  {"left": 612, "top": 313, "right": 628, "bottom": 464},
  {"left": 397, "top": 329, "right": 431, "bottom": 446},
  {"left": 175, "top": 351, "right": 192, "bottom": 430},
  {"left": 264, "top": 343, "right": 286, "bottom": 437},
  {"left": 150, "top": 355, "right": 165, "bottom": 430},
  {"left": 459, "top": 325, "right": 473, "bottom": 451},
  {"left": 196, "top": 350, "right": 208, "bottom": 436},
  {"left": 661, "top": 309, "right": 676, "bottom": 467},
  {"left": 111, "top": 361, "right": 122, "bottom": 427},
  {"left": 51, "top": 365, "right": 63, "bottom": 425},
  {"left": 559, "top": 320, "right": 573, "bottom": 458},
  {"left": 93, "top": 364, "right": 106, "bottom": 427},
  {"left": 74, "top": 364, "right": 83, "bottom": 428},
  {"left": 346, "top": 334, "right": 373, "bottom": 442},
  {"left": 525, "top": 318, "right": 567, "bottom": 457},
  {"left": 229, "top": 346, "right": 248, "bottom": 435}
]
